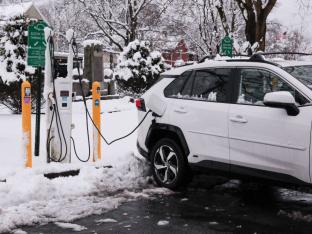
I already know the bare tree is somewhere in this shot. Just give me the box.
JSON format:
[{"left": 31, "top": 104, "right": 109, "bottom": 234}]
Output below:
[
  {"left": 173, "top": 0, "right": 241, "bottom": 56},
  {"left": 66, "top": 0, "right": 172, "bottom": 51},
  {"left": 235, "top": 0, "right": 277, "bottom": 51}
]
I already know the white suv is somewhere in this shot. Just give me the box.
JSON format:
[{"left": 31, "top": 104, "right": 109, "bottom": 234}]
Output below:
[{"left": 136, "top": 55, "right": 312, "bottom": 190}]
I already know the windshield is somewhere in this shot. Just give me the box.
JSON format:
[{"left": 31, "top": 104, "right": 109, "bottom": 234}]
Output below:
[{"left": 284, "top": 65, "right": 312, "bottom": 89}]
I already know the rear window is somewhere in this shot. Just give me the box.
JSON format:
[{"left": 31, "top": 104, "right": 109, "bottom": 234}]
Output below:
[{"left": 164, "top": 71, "right": 192, "bottom": 97}]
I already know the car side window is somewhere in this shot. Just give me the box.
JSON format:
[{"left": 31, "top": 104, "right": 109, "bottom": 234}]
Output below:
[
  {"left": 190, "top": 69, "right": 231, "bottom": 103},
  {"left": 237, "top": 68, "right": 308, "bottom": 106},
  {"left": 164, "top": 71, "right": 192, "bottom": 97}
]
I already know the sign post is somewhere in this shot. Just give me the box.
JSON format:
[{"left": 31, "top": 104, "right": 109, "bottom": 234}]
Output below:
[
  {"left": 27, "top": 21, "right": 48, "bottom": 157},
  {"left": 221, "top": 36, "right": 233, "bottom": 57}
]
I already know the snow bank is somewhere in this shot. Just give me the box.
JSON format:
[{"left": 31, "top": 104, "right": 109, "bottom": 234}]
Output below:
[
  {"left": 0, "top": 98, "right": 172, "bottom": 233},
  {"left": 0, "top": 152, "right": 169, "bottom": 233}
]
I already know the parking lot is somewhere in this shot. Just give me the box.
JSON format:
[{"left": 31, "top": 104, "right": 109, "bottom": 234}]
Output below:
[{"left": 24, "top": 175, "right": 312, "bottom": 234}]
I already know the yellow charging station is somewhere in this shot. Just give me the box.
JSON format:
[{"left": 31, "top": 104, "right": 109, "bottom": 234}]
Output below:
[
  {"left": 92, "top": 82, "right": 101, "bottom": 161},
  {"left": 22, "top": 81, "right": 32, "bottom": 168}
]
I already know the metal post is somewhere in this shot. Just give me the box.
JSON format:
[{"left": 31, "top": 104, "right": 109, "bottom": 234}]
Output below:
[
  {"left": 92, "top": 82, "right": 101, "bottom": 162},
  {"left": 22, "top": 81, "right": 32, "bottom": 168},
  {"left": 34, "top": 67, "right": 42, "bottom": 156}
]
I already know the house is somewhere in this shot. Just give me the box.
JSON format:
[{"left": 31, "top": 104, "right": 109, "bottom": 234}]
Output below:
[
  {"left": 162, "top": 39, "right": 198, "bottom": 67},
  {"left": 0, "top": 0, "right": 47, "bottom": 23}
]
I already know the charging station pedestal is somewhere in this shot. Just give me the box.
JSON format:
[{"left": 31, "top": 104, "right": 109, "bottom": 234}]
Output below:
[{"left": 49, "top": 78, "right": 73, "bottom": 163}]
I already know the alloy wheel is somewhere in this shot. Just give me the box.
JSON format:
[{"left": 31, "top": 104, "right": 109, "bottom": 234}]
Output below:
[{"left": 153, "top": 145, "right": 179, "bottom": 184}]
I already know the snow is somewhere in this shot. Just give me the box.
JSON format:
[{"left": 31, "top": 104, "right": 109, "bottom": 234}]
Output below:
[
  {"left": 95, "top": 218, "right": 118, "bottom": 223},
  {"left": 157, "top": 220, "right": 169, "bottom": 226},
  {"left": 114, "top": 39, "right": 165, "bottom": 83},
  {"left": 170, "top": 93, "right": 217, "bottom": 102},
  {"left": 209, "top": 221, "right": 218, "bottom": 225},
  {"left": 73, "top": 68, "right": 84, "bottom": 76},
  {"left": 65, "top": 29, "right": 74, "bottom": 43},
  {"left": 0, "top": 98, "right": 171, "bottom": 233},
  {"left": 0, "top": 2, "right": 33, "bottom": 21},
  {"left": 104, "top": 68, "right": 113, "bottom": 77},
  {"left": 278, "top": 210, "right": 312, "bottom": 222},
  {"left": 0, "top": 18, "right": 32, "bottom": 84},
  {"left": 174, "top": 59, "right": 185, "bottom": 67},
  {"left": 83, "top": 40, "right": 103, "bottom": 48},
  {"left": 55, "top": 222, "right": 87, "bottom": 232},
  {"left": 12, "top": 229, "right": 27, "bottom": 234}
]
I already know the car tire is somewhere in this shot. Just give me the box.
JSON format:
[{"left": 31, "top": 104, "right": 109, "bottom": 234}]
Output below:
[{"left": 150, "top": 138, "right": 188, "bottom": 190}]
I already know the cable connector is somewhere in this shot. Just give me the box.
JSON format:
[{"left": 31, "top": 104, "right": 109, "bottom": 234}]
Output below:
[{"left": 48, "top": 92, "right": 56, "bottom": 105}]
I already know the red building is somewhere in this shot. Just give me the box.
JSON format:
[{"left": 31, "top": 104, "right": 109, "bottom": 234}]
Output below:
[{"left": 162, "top": 39, "right": 197, "bottom": 67}]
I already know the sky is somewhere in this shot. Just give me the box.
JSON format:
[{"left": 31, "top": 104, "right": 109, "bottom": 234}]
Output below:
[{"left": 271, "top": 0, "right": 312, "bottom": 38}]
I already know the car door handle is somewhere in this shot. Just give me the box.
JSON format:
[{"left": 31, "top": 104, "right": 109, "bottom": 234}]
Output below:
[
  {"left": 230, "top": 115, "right": 248, "bottom": 123},
  {"left": 174, "top": 106, "right": 188, "bottom": 114}
]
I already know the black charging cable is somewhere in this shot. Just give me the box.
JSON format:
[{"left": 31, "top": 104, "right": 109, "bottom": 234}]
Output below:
[
  {"left": 46, "top": 34, "right": 152, "bottom": 163},
  {"left": 71, "top": 38, "right": 152, "bottom": 146}
]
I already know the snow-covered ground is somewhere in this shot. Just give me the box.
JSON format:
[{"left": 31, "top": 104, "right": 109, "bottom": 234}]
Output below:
[{"left": 0, "top": 98, "right": 169, "bottom": 233}]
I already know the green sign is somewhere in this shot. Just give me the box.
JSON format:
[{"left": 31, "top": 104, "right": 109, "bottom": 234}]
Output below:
[
  {"left": 27, "top": 21, "right": 48, "bottom": 67},
  {"left": 221, "top": 36, "right": 233, "bottom": 57}
]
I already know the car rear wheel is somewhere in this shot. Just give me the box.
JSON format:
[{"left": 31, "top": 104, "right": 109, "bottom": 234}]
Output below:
[{"left": 151, "top": 138, "right": 188, "bottom": 190}]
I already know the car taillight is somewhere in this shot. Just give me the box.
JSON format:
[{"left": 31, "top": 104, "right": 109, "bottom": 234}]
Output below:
[{"left": 135, "top": 98, "right": 146, "bottom": 111}]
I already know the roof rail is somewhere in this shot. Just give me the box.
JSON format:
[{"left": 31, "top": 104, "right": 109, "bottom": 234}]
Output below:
[
  {"left": 259, "top": 52, "right": 312, "bottom": 56},
  {"left": 197, "top": 51, "right": 312, "bottom": 67},
  {"left": 224, "top": 59, "right": 280, "bottom": 67},
  {"left": 198, "top": 54, "right": 250, "bottom": 63}
]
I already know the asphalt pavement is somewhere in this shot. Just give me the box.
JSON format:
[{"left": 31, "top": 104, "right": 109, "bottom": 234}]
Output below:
[{"left": 23, "top": 175, "right": 312, "bottom": 234}]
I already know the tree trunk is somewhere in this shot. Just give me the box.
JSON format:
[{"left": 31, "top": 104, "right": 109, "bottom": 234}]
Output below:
[
  {"left": 235, "top": 0, "right": 277, "bottom": 52},
  {"left": 256, "top": 19, "right": 267, "bottom": 51}
]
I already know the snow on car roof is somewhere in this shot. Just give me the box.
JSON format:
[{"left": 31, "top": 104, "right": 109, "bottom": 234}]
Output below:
[
  {"left": 162, "top": 60, "right": 236, "bottom": 76},
  {"left": 162, "top": 58, "right": 275, "bottom": 76},
  {"left": 162, "top": 57, "right": 312, "bottom": 77}
]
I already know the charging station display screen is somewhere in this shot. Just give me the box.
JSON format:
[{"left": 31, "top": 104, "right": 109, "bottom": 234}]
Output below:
[
  {"left": 60, "top": 90, "right": 70, "bottom": 108},
  {"left": 60, "top": 91, "right": 70, "bottom": 97}
]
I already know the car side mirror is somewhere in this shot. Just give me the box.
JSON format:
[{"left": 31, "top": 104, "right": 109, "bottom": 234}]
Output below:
[{"left": 263, "top": 91, "right": 300, "bottom": 116}]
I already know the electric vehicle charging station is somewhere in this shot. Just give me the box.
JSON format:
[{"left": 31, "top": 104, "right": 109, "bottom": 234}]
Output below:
[
  {"left": 45, "top": 28, "right": 74, "bottom": 163},
  {"left": 50, "top": 78, "right": 73, "bottom": 163},
  {"left": 39, "top": 27, "right": 150, "bottom": 165}
]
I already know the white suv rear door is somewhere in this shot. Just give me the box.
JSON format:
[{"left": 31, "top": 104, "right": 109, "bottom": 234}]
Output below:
[
  {"left": 164, "top": 68, "right": 235, "bottom": 167},
  {"left": 229, "top": 68, "right": 312, "bottom": 183}
]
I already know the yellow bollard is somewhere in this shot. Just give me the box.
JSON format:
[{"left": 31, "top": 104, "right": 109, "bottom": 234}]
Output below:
[
  {"left": 92, "top": 82, "right": 101, "bottom": 162},
  {"left": 22, "top": 81, "right": 32, "bottom": 168}
]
